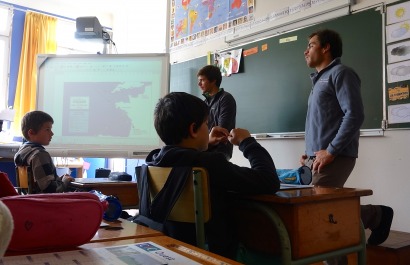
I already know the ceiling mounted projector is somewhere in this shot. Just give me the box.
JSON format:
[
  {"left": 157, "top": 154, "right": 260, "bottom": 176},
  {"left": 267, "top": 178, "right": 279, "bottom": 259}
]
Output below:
[{"left": 75, "top": 16, "right": 103, "bottom": 39}]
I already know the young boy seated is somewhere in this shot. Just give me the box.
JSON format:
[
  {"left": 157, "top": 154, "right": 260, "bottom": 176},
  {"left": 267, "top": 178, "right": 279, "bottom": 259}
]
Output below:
[
  {"left": 140, "top": 92, "right": 280, "bottom": 258},
  {"left": 14, "top": 111, "right": 74, "bottom": 193}
]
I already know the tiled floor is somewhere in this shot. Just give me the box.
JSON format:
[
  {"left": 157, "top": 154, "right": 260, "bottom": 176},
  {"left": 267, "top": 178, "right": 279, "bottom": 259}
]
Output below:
[
  {"left": 311, "top": 230, "right": 410, "bottom": 265},
  {"left": 369, "top": 230, "right": 410, "bottom": 249},
  {"left": 366, "top": 230, "right": 410, "bottom": 265}
]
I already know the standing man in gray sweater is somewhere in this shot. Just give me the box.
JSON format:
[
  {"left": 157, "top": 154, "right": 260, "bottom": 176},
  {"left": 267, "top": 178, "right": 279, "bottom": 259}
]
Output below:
[{"left": 300, "top": 29, "right": 393, "bottom": 265}]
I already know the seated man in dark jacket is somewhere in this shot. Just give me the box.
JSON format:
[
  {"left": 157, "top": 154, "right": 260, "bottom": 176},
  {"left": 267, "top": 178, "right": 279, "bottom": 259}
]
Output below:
[{"left": 139, "top": 92, "right": 280, "bottom": 258}]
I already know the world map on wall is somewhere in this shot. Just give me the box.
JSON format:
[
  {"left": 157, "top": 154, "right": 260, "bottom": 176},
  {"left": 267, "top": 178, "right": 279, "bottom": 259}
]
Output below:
[{"left": 170, "top": 0, "right": 252, "bottom": 48}]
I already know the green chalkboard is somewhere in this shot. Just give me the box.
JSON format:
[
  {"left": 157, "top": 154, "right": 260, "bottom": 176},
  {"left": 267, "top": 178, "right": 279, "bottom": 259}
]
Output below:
[{"left": 171, "top": 8, "right": 383, "bottom": 134}]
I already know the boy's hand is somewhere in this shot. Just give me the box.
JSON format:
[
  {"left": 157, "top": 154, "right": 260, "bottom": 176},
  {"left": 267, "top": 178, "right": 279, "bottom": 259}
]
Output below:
[
  {"left": 62, "top": 175, "right": 74, "bottom": 183},
  {"left": 209, "top": 126, "right": 229, "bottom": 146},
  {"left": 228, "top": 128, "right": 251, "bottom": 146}
]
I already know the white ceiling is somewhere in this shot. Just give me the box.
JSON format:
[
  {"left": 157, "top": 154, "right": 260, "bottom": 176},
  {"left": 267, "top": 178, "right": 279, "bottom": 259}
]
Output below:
[
  {"left": 6, "top": 0, "right": 165, "bottom": 28},
  {"left": 8, "top": 0, "right": 117, "bottom": 13},
  {"left": 6, "top": 0, "right": 116, "bottom": 26}
]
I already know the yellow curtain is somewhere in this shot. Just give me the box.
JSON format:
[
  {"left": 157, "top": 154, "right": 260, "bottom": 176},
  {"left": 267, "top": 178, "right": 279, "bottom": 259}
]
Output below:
[{"left": 12, "top": 12, "right": 57, "bottom": 135}]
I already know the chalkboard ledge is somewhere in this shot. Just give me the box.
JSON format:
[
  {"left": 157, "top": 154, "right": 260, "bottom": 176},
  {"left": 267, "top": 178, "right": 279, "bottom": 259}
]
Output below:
[
  {"left": 252, "top": 132, "right": 305, "bottom": 139},
  {"left": 251, "top": 129, "right": 384, "bottom": 140}
]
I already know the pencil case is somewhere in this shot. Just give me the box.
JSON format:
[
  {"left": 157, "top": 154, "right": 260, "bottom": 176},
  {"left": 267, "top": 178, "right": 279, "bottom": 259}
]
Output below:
[
  {"left": 0, "top": 171, "right": 18, "bottom": 197},
  {"left": 0, "top": 192, "right": 104, "bottom": 251}
]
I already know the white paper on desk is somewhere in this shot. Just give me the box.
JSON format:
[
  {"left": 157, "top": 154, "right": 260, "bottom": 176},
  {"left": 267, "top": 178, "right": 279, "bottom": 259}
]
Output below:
[
  {"left": 280, "top": 183, "right": 313, "bottom": 189},
  {"left": 134, "top": 242, "right": 201, "bottom": 265},
  {"left": 0, "top": 249, "right": 163, "bottom": 265},
  {"left": 0, "top": 242, "right": 200, "bottom": 265}
]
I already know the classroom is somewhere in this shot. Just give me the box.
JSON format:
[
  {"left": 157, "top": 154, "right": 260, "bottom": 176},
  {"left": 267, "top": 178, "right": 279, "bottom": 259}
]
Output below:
[{"left": 0, "top": 0, "right": 410, "bottom": 263}]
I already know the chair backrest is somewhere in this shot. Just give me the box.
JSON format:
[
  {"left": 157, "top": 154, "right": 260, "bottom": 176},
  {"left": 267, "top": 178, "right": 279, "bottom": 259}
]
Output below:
[
  {"left": 147, "top": 166, "right": 211, "bottom": 249},
  {"left": 15, "top": 166, "right": 33, "bottom": 194},
  {"left": 147, "top": 166, "right": 211, "bottom": 222}
]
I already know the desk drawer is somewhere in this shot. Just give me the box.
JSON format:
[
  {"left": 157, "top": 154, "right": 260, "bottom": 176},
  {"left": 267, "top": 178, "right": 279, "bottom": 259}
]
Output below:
[
  {"left": 96, "top": 185, "right": 139, "bottom": 209},
  {"left": 70, "top": 183, "right": 139, "bottom": 209},
  {"left": 274, "top": 197, "right": 361, "bottom": 259}
]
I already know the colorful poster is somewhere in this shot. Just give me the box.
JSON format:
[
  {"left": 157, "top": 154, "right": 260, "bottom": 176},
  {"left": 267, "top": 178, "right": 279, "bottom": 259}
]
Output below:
[
  {"left": 170, "top": 0, "right": 252, "bottom": 49},
  {"left": 388, "top": 103, "right": 410, "bottom": 124},
  {"left": 387, "top": 1, "right": 410, "bottom": 25},
  {"left": 386, "top": 19, "right": 410, "bottom": 44},
  {"left": 387, "top": 40, "right": 410, "bottom": 64},
  {"left": 388, "top": 85, "right": 410, "bottom": 101},
  {"left": 214, "top": 48, "right": 242, "bottom": 76},
  {"left": 387, "top": 60, "right": 410, "bottom": 83}
]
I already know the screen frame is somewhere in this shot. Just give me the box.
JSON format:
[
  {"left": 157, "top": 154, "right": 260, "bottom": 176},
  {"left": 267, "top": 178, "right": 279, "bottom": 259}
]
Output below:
[{"left": 36, "top": 53, "right": 170, "bottom": 158}]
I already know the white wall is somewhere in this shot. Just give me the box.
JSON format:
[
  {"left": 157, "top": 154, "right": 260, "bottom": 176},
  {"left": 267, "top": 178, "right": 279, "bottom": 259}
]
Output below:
[
  {"left": 6, "top": 0, "right": 113, "bottom": 27},
  {"left": 111, "top": 1, "right": 168, "bottom": 54},
  {"left": 176, "top": 0, "right": 410, "bottom": 232}
]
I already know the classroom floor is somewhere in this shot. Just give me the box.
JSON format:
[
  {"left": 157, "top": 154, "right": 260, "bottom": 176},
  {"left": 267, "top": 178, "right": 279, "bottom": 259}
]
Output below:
[{"left": 311, "top": 230, "right": 410, "bottom": 265}]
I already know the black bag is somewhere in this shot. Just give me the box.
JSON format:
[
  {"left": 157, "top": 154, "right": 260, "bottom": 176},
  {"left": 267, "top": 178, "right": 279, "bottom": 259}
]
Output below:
[{"left": 95, "top": 168, "right": 111, "bottom": 178}]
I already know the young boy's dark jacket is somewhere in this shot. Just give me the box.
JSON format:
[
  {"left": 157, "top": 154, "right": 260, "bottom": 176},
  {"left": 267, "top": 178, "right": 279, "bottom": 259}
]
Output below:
[{"left": 136, "top": 136, "right": 280, "bottom": 258}]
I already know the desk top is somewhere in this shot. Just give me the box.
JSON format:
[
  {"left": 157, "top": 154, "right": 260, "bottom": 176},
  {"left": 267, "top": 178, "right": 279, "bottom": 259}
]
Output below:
[
  {"left": 84, "top": 236, "right": 243, "bottom": 265},
  {"left": 247, "top": 186, "right": 373, "bottom": 204},
  {"left": 70, "top": 178, "right": 137, "bottom": 186},
  {"left": 92, "top": 218, "right": 163, "bottom": 243},
  {"left": 0, "top": 142, "right": 20, "bottom": 159},
  {"left": 4, "top": 236, "right": 243, "bottom": 265}
]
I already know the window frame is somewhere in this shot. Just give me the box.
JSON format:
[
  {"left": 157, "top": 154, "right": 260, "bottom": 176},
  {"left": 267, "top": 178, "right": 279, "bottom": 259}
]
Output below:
[{"left": 0, "top": 5, "right": 12, "bottom": 110}]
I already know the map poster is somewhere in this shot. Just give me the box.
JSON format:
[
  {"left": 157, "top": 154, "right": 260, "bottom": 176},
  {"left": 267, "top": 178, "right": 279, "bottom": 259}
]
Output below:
[
  {"left": 214, "top": 48, "right": 243, "bottom": 76},
  {"left": 170, "top": 0, "right": 253, "bottom": 50}
]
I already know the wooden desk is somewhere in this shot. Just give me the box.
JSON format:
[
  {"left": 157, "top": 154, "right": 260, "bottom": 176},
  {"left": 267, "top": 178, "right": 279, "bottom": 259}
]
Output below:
[
  {"left": 4, "top": 236, "right": 243, "bottom": 265},
  {"left": 233, "top": 186, "right": 372, "bottom": 265},
  {"left": 92, "top": 218, "right": 163, "bottom": 243},
  {"left": 0, "top": 143, "right": 20, "bottom": 159},
  {"left": 84, "top": 236, "right": 243, "bottom": 265},
  {"left": 69, "top": 178, "right": 138, "bottom": 208}
]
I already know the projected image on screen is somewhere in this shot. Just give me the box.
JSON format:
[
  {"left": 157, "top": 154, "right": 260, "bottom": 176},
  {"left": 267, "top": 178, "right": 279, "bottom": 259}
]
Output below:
[
  {"left": 63, "top": 81, "right": 151, "bottom": 137},
  {"left": 36, "top": 54, "right": 170, "bottom": 158}
]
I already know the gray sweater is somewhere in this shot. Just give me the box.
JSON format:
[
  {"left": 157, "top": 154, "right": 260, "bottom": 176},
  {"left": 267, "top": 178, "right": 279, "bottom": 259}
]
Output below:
[{"left": 305, "top": 58, "right": 364, "bottom": 158}]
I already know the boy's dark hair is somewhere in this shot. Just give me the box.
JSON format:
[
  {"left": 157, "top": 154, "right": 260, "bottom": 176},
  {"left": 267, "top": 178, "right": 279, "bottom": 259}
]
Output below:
[
  {"left": 21, "top": 111, "right": 54, "bottom": 140},
  {"left": 154, "top": 92, "right": 209, "bottom": 145},
  {"left": 197, "top": 65, "right": 222, "bottom": 88},
  {"left": 309, "top": 29, "right": 343, "bottom": 59}
]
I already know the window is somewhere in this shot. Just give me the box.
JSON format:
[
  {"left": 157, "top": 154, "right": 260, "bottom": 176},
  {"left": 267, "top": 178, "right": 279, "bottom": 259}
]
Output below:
[
  {"left": 113, "top": 1, "right": 167, "bottom": 53},
  {"left": 0, "top": 5, "right": 12, "bottom": 109}
]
